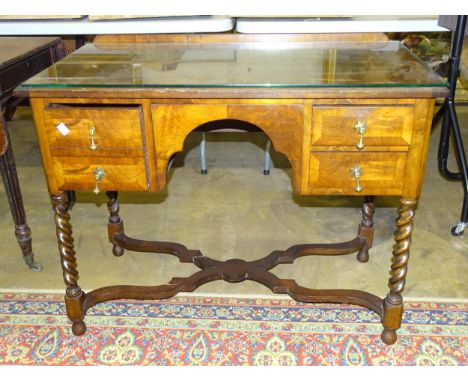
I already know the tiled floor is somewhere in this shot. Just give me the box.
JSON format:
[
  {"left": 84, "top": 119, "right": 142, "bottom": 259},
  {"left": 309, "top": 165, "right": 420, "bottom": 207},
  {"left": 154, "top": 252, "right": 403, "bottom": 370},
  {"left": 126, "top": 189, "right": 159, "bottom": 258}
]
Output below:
[{"left": 0, "top": 107, "right": 467, "bottom": 301}]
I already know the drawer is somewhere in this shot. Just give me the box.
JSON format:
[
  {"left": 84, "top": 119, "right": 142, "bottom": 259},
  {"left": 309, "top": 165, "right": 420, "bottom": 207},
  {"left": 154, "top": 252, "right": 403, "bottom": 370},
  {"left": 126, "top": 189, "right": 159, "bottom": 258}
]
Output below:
[
  {"left": 51, "top": 156, "right": 149, "bottom": 192},
  {"left": 43, "top": 105, "right": 145, "bottom": 157},
  {"left": 307, "top": 152, "right": 407, "bottom": 195},
  {"left": 311, "top": 104, "right": 414, "bottom": 147}
]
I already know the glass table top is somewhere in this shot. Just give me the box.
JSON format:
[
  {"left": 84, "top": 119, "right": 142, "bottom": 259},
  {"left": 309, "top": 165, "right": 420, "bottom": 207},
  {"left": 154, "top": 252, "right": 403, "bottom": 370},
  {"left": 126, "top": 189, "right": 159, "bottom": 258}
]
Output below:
[{"left": 22, "top": 41, "right": 447, "bottom": 89}]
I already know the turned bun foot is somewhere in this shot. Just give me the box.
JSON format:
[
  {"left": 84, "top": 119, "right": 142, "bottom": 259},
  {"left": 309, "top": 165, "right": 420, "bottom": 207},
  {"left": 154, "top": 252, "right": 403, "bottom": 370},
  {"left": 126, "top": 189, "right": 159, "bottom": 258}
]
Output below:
[
  {"left": 113, "top": 245, "right": 124, "bottom": 257},
  {"left": 72, "top": 320, "right": 87, "bottom": 336},
  {"left": 381, "top": 328, "right": 398, "bottom": 345},
  {"left": 357, "top": 247, "right": 369, "bottom": 263}
]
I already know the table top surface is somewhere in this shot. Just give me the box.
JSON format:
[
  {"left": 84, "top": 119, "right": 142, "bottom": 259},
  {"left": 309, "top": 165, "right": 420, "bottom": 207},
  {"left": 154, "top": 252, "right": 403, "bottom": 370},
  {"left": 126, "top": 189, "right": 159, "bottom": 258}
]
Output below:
[
  {"left": 0, "top": 37, "right": 61, "bottom": 68},
  {"left": 22, "top": 40, "right": 446, "bottom": 89}
]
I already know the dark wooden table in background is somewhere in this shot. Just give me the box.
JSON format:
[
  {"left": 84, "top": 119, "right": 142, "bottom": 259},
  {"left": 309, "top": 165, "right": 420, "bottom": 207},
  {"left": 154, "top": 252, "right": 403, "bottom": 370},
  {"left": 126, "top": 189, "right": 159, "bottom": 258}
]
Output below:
[{"left": 0, "top": 36, "right": 65, "bottom": 271}]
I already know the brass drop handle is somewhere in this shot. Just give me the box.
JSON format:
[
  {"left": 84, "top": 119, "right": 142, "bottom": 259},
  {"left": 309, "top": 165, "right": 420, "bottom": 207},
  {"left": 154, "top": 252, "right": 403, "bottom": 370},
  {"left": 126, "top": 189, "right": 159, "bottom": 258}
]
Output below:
[
  {"left": 89, "top": 127, "right": 97, "bottom": 151},
  {"left": 350, "top": 165, "right": 363, "bottom": 193},
  {"left": 93, "top": 167, "right": 106, "bottom": 194},
  {"left": 354, "top": 121, "right": 367, "bottom": 151}
]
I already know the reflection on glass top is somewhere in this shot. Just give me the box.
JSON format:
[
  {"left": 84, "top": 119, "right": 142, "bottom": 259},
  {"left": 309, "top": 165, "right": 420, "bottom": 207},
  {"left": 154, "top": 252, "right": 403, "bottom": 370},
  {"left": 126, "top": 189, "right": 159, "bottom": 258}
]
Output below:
[{"left": 22, "top": 41, "right": 447, "bottom": 88}]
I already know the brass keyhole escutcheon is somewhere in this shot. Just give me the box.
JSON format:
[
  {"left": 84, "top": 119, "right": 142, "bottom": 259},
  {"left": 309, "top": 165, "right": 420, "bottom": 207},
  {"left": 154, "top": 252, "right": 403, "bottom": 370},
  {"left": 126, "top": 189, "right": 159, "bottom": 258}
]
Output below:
[
  {"left": 350, "top": 165, "right": 363, "bottom": 192},
  {"left": 354, "top": 121, "right": 367, "bottom": 151},
  {"left": 93, "top": 167, "right": 106, "bottom": 194}
]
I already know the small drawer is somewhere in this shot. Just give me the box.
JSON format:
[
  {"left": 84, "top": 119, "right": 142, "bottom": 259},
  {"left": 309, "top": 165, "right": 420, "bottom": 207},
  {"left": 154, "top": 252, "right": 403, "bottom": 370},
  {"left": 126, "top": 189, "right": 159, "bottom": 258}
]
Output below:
[
  {"left": 311, "top": 104, "right": 414, "bottom": 148},
  {"left": 51, "top": 156, "right": 149, "bottom": 192},
  {"left": 43, "top": 105, "right": 145, "bottom": 156},
  {"left": 307, "top": 152, "right": 407, "bottom": 195}
]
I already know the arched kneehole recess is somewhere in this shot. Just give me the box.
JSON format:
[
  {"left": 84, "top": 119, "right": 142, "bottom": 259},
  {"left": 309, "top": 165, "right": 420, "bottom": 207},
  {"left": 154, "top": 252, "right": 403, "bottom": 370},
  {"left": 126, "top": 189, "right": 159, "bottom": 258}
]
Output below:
[
  {"left": 168, "top": 119, "right": 288, "bottom": 176},
  {"left": 150, "top": 103, "right": 304, "bottom": 192}
]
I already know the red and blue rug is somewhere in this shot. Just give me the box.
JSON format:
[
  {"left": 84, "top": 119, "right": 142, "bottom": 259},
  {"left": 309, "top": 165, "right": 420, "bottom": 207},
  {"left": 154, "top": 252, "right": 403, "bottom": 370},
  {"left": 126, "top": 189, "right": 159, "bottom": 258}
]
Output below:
[{"left": 0, "top": 293, "right": 466, "bottom": 365}]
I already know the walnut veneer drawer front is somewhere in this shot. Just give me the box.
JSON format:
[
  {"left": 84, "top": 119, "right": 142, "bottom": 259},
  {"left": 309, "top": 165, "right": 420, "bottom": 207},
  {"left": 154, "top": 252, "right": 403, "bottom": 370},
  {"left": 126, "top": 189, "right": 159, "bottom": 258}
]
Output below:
[
  {"left": 43, "top": 105, "right": 146, "bottom": 157},
  {"left": 311, "top": 104, "right": 414, "bottom": 147},
  {"left": 40, "top": 104, "right": 150, "bottom": 192},
  {"left": 51, "top": 157, "right": 149, "bottom": 192},
  {"left": 308, "top": 152, "right": 407, "bottom": 195}
]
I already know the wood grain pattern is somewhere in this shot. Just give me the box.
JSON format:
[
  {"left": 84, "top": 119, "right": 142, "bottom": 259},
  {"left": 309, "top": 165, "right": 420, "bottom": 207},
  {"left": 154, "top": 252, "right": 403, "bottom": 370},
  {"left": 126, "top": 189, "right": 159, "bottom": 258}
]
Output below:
[
  {"left": 43, "top": 105, "right": 145, "bottom": 153},
  {"left": 307, "top": 151, "right": 407, "bottom": 195},
  {"left": 401, "top": 98, "right": 435, "bottom": 199},
  {"left": 140, "top": 100, "right": 159, "bottom": 191},
  {"left": 31, "top": 100, "right": 151, "bottom": 193},
  {"left": 227, "top": 104, "right": 304, "bottom": 191},
  {"left": 31, "top": 98, "right": 59, "bottom": 192},
  {"left": 311, "top": 104, "right": 414, "bottom": 147},
  {"left": 151, "top": 102, "right": 304, "bottom": 191},
  {"left": 51, "top": 156, "right": 149, "bottom": 192},
  {"left": 30, "top": 97, "right": 434, "bottom": 199},
  {"left": 94, "top": 33, "right": 389, "bottom": 44}
]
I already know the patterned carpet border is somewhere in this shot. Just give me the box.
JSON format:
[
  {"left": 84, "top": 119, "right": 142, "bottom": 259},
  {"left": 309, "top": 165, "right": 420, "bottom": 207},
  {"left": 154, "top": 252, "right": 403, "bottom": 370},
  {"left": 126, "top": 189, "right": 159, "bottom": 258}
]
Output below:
[{"left": 0, "top": 293, "right": 466, "bottom": 365}]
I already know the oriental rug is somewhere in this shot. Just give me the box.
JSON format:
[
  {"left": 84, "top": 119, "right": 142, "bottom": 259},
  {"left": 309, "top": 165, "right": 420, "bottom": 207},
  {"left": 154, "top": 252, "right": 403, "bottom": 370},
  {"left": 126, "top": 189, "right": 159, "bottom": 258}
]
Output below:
[{"left": 0, "top": 293, "right": 466, "bottom": 366}]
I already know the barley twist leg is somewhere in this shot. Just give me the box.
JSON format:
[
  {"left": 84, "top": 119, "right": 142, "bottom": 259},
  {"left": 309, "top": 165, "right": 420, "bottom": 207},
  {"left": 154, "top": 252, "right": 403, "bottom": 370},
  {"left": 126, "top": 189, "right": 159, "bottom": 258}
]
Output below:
[{"left": 50, "top": 192, "right": 86, "bottom": 336}]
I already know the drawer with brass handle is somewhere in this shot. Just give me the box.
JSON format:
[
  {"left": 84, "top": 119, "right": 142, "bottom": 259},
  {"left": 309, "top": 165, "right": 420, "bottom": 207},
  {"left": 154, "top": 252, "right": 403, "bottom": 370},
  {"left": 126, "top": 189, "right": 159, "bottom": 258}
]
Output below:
[
  {"left": 50, "top": 156, "right": 149, "bottom": 192},
  {"left": 311, "top": 104, "right": 414, "bottom": 148},
  {"left": 42, "top": 105, "right": 146, "bottom": 157},
  {"left": 306, "top": 152, "right": 407, "bottom": 195},
  {"left": 93, "top": 167, "right": 106, "bottom": 194}
]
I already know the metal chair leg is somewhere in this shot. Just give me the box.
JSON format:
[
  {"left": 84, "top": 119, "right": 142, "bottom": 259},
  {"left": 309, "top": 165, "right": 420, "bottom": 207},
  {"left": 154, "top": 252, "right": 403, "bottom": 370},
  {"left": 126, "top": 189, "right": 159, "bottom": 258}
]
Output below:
[
  {"left": 200, "top": 132, "right": 207, "bottom": 175},
  {"left": 263, "top": 139, "right": 271, "bottom": 175},
  {"left": 447, "top": 100, "right": 468, "bottom": 236},
  {"left": 436, "top": 15, "right": 468, "bottom": 236},
  {"left": 199, "top": 134, "right": 272, "bottom": 176}
]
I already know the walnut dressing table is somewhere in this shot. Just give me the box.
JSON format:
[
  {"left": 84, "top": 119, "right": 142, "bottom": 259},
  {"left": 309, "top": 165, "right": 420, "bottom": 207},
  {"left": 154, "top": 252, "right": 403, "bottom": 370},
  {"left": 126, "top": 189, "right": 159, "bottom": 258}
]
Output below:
[{"left": 18, "top": 40, "right": 447, "bottom": 345}]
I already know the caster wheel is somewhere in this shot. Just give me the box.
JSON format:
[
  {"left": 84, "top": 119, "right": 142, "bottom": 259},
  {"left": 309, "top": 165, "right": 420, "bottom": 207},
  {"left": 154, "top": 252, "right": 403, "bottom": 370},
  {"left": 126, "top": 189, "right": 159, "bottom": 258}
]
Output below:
[{"left": 450, "top": 224, "right": 465, "bottom": 237}]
